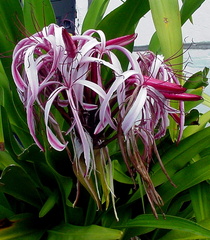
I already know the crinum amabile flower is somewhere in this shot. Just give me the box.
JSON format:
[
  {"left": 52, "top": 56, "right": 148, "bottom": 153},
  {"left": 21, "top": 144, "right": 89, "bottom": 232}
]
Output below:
[{"left": 12, "top": 24, "right": 202, "bottom": 217}]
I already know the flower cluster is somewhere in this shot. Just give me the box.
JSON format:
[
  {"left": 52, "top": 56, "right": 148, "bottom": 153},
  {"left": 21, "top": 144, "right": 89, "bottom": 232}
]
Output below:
[{"left": 12, "top": 24, "right": 202, "bottom": 215}]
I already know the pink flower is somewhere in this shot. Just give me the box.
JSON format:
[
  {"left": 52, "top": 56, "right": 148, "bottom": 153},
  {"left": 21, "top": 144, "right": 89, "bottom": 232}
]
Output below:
[
  {"left": 12, "top": 25, "right": 202, "bottom": 215},
  {"left": 11, "top": 24, "right": 138, "bottom": 176}
]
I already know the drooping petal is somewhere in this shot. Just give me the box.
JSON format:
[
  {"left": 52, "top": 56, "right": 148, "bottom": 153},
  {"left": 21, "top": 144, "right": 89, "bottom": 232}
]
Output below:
[
  {"left": 24, "top": 46, "right": 39, "bottom": 99},
  {"left": 106, "top": 33, "right": 137, "bottom": 47},
  {"left": 26, "top": 96, "right": 44, "bottom": 151},
  {"left": 44, "top": 86, "right": 68, "bottom": 151},
  {"left": 46, "top": 126, "right": 68, "bottom": 151},
  {"left": 144, "top": 76, "right": 186, "bottom": 93},
  {"left": 122, "top": 87, "right": 147, "bottom": 135},
  {"left": 162, "top": 92, "right": 203, "bottom": 101}
]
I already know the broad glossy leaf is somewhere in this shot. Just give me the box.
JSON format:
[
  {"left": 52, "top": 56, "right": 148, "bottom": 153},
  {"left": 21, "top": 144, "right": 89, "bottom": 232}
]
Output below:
[
  {"left": 202, "top": 93, "right": 210, "bottom": 108},
  {"left": 43, "top": 149, "right": 74, "bottom": 222},
  {"left": 0, "top": 3, "right": 25, "bottom": 118},
  {"left": 97, "top": 0, "right": 150, "bottom": 41},
  {"left": 151, "top": 127, "right": 210, "bottom": 186},
  {"left": 0, "top": 61, "right": 26, "bottom": 129},
  {"left": 82, "top": 0, "right": 110, "bottom": 32},
  {"left": 184, "top": 109, "right": 200, "bottom": 126},
  {"left": 180, "top": 0, "right": 205, "bottom": 25},
  {"left": 0, "top": 107, "right": 24, "bottom": 156},
  {"left": 23, "top": 0, "right": 56, "bottom": 34},
  {"left": 0, "top": 151, "right": 16, "bottom": 171},
  {"left": 149, "top": 0, "right": 183, "bottom": 141},
  {"left": 39, "top": 191, "right": 58, "bottom": 218},
  {"left": 184, "top": 87, "right": 203, "bottom": 112},
  {"left": 183, "top": 110, "right": 210, "bottom": 138},
  {"left": 0, "top": 205, "right": 14, "bottom": 219},
  {"left": 0, "top": 192, "right": 14, "bottom": 219},
  {"left": 149, "top": 0, "right": 206, "bottom": 53},
  {"left": 113, "top": 160, "right": 133, "bottom": 184},
  {"left": 190, "top": 181, "right": 210, "bottom": 222},
  {"left": 120, "top": 214, "right": 210, "bottom": 239},
  {"left": 0, "top": 106, "right": 34, "bottom": 157},
  {"left": 158, "top": 218, "right": 210, "bottom": 239},
  {"left": 0, "top": 165, "right": 43, "bottom": 208},
  {"left": 166, "top": 193, "right": 191, "bottom": 217},
  {"left": 157, "top": 157, "right": 210, "bottom": 203},
  {"left": 183, "top": 68, "right": 209, "bottom": 89},
  {"left": 47, "top": 223, "right": 123, "bottom": 240},
  {"left": 149, "top": 0, "right": 183, "bottom": 70},
  {"left": 0, "top": 1, "right": 24, "bottom": 75},
  {"left": 0, "top": 214, "right": 45, "bottom": 240},
  {"left": 0, "top": 104, "right": 4, "bottom": 148},
  {"left": 0, "top": 1, "right": 23, "bottom": 42},
  {"left": 84, "top": 197, "right": 97, "bottom": 226},
  {"left": 0, "top": 67, "right": 30, "bottom": 152}
]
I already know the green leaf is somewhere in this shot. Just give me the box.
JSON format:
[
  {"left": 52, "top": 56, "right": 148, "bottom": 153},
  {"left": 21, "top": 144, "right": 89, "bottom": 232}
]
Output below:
[
  {"left": 157, "top": 218, "right": 210, "bottom": 240},
  {"left": 47, "top": 223, "right": 123, "bottom": 240},
  {"left": 113, "top": 160, "right": 133, "bottom": 184},
  {"left": 0, "top": 151, "right": 16, "bottom": 171},
  {"left": 180, "top": 0, "right": 205, "bottom": 25},
  {"left": 0, "top": 205, "right": 14, "bottom": 219},
  {"left": 120, "top": 214, "right": 210, "bottom": 239},
  {"left": 0, "top": 214, "right": 45, "bottom": 240},
  {"left": 0, "top": 1, "right": 24, "bottom": 74},
  {"left": 151, "top": 127, "right": 210, "bottom": 186},
  {"left": 0, "top": 106, "right": 26, "bottom": 157},
  {"left": 0, "top": 165, "right": 43, "bottom": 208},
  {"left": 183, "top": 110, "right": 210, "bottom": 138},
  {"left": 0, "top": 192, "right": 14, "bottom": 219},
  {"left": 97, "top": 0, "right": 150, "bottom": 40},
  {"left": 184, "top": 109, "right": 200, "bottom": 126},
  {"left": 39, "top": 191, "right": 59, "bottom": 218},
  {"left": 0, "top": 59, "right": 26, "bottom": 129},
  {"left": 23, "top": 0, "right": 56, "bottom": 34},
  {"left": 184, "top": 88, "right": 203, "bottom": 112},
  {"left": 43, "top": 148, "right": 74, "bottom": 223},
  {"left": 183, "top": 68, "right": 209, "bottom": 89},
  {"left": 157, "top": 157, "right": 210, "bottom": 204},
  {"left": 148, "top": 0, "right": 183, "bottom": 141},
  {"left": 82, "top": 0, "right": 110, "bottom": 32},
  {"left": 84, "top": 197, "right": 97, "bottom": 226},
  {"left": 166, "top": 193, "right": 191, "bottom": 217},
  {"left": 149, "top": 0, "right": 183, "bottom": 69},
  {"left": 0, "top": 1, "right": 23, "bottom": 43},
  {"left": 190, "top": 181, "right": 210, "bottom": 222},
  {"left": 149, "top": 0, "right": 206, "bottom": 53},
  {"left": 202, "top": 93, "right": 210, "bottom": 108}
]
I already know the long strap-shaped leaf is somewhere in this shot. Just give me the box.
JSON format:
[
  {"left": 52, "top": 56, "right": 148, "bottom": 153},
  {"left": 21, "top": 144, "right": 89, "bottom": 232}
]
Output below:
[
  {"left": 149, "top": 0, "right": 183, "bottom": 68},
  {"left": 180, "top": 0, "right": 205, "bottom": 24},
  {"left": 149, "top": 0, "right": 183, "bottom": 141},
  {"left": 96, "top": 0, "right": 150, "bottom": 41},
  {"left": 82, "top": 0, "right": 110, "bottom": 32},
  {"left": 23, "top": 0, "right": 56, "bottom": 34},
  {"left": 151, "top": 127, "right": 210, "bottom": 187},
  {"left": 120, "top": 214, "right": 210, "bottom": 239}
]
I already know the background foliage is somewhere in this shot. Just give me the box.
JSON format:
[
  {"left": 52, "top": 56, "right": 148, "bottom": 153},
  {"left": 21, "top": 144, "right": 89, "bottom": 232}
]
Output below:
[{"left": 0, "top": 0, "right": 210, "bottom": 239}]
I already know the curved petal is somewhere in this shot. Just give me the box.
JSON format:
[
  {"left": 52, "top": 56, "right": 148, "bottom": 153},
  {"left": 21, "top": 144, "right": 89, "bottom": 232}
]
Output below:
[
  {"left": 44, "top": 86, "right": 67, "bottom": 150},
  {"left": 122, "top": 87, "right": 147, "bottom": 135}
]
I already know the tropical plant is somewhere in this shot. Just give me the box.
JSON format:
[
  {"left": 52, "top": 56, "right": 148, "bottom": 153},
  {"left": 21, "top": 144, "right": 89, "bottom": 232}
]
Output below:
[{"left": 0, "top": 0, "right": 210, "bottom": 239}]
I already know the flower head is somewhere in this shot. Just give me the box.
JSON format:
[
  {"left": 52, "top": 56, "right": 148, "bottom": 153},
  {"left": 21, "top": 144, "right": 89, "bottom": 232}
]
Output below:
[{"left": 12, "top": 24, "right": 202, "bottom": 216}]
